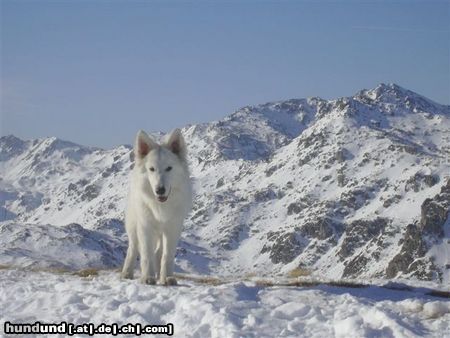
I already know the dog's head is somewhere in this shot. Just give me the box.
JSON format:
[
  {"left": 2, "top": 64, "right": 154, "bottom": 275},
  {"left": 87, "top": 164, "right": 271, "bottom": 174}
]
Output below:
[{"left": 134, "top": 129, "right": 187, "bottom": 203}]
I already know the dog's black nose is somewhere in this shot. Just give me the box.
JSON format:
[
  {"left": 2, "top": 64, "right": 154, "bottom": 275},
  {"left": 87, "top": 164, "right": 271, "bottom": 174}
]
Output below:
[{"left": 156, "top": 186, "right": 166, "bottom": 196}]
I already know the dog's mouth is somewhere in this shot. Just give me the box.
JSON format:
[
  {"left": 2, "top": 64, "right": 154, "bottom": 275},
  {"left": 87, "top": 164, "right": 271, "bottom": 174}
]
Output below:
[
  {"left": 157, "top": 196, "right": 168, "bottom": 203},
  {"left": 156, "top": 188, "right": 171, "bottom": 203}
]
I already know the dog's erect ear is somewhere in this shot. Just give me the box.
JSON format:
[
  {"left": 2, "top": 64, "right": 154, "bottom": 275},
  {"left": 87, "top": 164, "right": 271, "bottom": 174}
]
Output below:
[
  {"left": 134, "top": 130, "right": 158, "bottom": 160},
  {"left": 164, "top": 128, "right": 186, "bottom": 159}
]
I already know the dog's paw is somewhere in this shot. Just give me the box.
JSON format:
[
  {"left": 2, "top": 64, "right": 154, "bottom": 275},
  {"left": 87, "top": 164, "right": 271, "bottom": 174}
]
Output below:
[
  {"left": 140, "top": 276, "right": 156, "bottom": 285},
  {"left": 121, "top": 271, "right": 134, "bottom": 279},
  {"left": 166, "top": 277, "right": 178, "bottom": 286},
  {"left": 160, "top": 276, "right": 177, "bottom": 286}
]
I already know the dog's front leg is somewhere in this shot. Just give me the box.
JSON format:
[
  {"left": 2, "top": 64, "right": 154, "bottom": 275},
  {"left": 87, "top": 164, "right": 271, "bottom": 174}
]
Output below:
[
  {"left": 121, "top": 240, "right": 138, "bottom": 279},
  {"left": 137, "top": 225, "right": 157, "bottom": 285},
  {"left": 154, "top": 237, "right": 162, "bottom": 280},
  {"left": 159, "top": 229, "right": 180, "bottom": 285}
]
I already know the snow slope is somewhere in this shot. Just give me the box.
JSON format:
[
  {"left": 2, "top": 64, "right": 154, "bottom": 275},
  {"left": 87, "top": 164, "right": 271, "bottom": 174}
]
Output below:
[{"left": 1, "top": 269, "right": 449, "bottom": 338}]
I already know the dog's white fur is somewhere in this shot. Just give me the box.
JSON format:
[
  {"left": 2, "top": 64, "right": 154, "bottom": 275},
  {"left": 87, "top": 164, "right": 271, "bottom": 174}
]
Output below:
[{"left": 121, "top": 129, "right": 192, "bottom": 285}]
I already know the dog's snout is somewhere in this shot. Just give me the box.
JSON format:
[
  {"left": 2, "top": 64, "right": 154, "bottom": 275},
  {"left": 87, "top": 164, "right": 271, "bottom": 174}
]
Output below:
[{"left": 156, "top": 186, "right": 166, "bottom": 196}]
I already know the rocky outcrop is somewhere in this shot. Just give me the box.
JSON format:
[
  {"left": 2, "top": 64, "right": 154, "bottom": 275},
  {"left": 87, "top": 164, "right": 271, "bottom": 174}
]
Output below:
[
  {"left": 385, "top": 223, "right": 433, "bottom": 280},
  {"left": 405, "top": 172, "right": 439, "bottom": 192},
  {"left": 386, "top": 179, "right": 450, "bottom": 280},
  {"left": 299, "top": 218, "right": 339, "bottom": 241},
  {"left": 261, "top": 231, "right": 304, "bottom": 264},
  {"left": 338, "top": 218, "right": 389, "bottom": 259},
  {"left": 419, "top": 179, "right": 450, "bottom": 237}
]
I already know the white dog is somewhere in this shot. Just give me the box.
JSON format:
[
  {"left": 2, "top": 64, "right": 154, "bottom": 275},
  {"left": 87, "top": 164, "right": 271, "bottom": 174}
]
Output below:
[{"left": 121, "top": 129, "right": 192, "bottom": 285}]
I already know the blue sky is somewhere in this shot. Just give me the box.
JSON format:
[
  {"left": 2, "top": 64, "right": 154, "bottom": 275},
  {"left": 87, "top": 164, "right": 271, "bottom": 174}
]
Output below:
[{"left": 1, "top": 0, "right": 449, "bottom": 148}]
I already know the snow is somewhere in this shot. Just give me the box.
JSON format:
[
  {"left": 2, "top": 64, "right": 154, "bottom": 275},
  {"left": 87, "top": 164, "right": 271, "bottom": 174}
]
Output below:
[{"left": 1, "top": 269, "right": 449, "bottom": 337}]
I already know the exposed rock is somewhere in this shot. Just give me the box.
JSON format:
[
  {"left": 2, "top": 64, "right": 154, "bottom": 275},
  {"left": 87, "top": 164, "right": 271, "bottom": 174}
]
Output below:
[
  {"left": 81, "top": 184, "right": 100, "bottom": 201},
  {"left": 386, "top": 223, "right": 430, "bottom": 279},
  {"left": 321, "top": 175, "right": 332, "bottom": 182},
  {"left": 419, "top": 179, "right": 450, "bottom": 237},
  {"left": 261, "top": 231, "right": 304, "bottom": 264},
  {"left": 298, "top": 154, "right": 313, "bottom": 166},
  {"left": 329, "top": 148, "right": 352, "bottom": 164},
  {"left": 335, "top": 149, "right": 346, "bottom": 163},
  {"left": 338, "top": 218, "right": 389, "bottom": 259},
  {"left": 388, "top": 144, "right": 420, "bottom": 155},
  {"left": 101, "top": 163, "right": 121, "bottom": 178},
  {"left": 215, "top": 222, "right": 249, "bottom": 251},
  {"left": 339, "top": 187, "right": 375, "bottom": 210},
  {"left": 337, "top": 173, "right": 346, "bottom": 187},
  {"left": 405, "top": 172, "right": 439, "bottom": 192},
  {"left": 92, "top": 218, "right": 125, "bottom": 238},
  {"left": 385, "top": 180, "right": 450, "bottom": 281},
  {"left": 343, "top": 254, "right": 370, "bottom": 278},
  {"left": 337, "top": 166, "right": 347, "bottom": 187},
  {"left": 265, "top": 165, "right": 279, "bottom": 177},
  {"left": 68, "top": 183, "right": 77, "bottom": 193},
  {"left": 78, "top": 179, "right": 89, "bottom": 186},
  {"left": 254, "top": 188, "right": 277, "bottom": 202},
  {"left": 297, "top": 132, "right": 327, "bottom": 149},
  {"left": 382, "top": 194, "right": 402, "bottom": 208},
  {"left": 216, "top": 177, "right": 225, "bottom": 188},
  {"left": 299, "top": 217, "right": 339, "bottom": 240},
  {"left": 287, "top": 202, "right": 304, "bottom": 215}
]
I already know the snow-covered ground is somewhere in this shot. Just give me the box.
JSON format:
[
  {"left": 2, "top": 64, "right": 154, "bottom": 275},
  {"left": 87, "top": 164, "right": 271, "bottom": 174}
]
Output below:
[{"left": 1, "top": 269, "right": 449, "bottom": 338}]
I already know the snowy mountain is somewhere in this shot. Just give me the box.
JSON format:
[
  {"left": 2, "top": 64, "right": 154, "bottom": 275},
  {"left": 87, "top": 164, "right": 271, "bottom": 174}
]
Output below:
[{"left": 1, "top": 83, "right": 449, "bottom": 285}]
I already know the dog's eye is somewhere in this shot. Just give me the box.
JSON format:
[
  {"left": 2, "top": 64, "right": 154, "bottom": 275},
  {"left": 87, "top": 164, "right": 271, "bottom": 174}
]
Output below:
[
  {"left": 149, "top": 167, "right": 155, "bottom": 172},
  {"left": 166, "top": 166, "right": 172, "bottom": 172}
]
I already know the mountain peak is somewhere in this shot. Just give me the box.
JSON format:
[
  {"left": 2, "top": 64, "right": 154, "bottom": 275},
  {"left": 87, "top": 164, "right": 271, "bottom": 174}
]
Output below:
[
  {"left": 0, "top": 135, "right": 27, "bottom": 161},
  {"left": 353, "top": 83, "right": 449, "bottom": 117},
  {"left": 355, "top": 83, "right": 409, "bottom": 101},
  {"left": 0, "top": 134, "right": 24, "bottom": 145}
]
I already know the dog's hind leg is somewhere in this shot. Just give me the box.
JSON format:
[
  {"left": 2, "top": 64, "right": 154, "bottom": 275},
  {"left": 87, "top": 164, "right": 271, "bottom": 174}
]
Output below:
[{"left": 121, "top": 228, "right": 138, "bottom": 279}]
